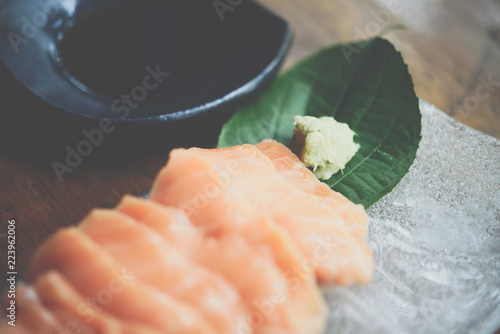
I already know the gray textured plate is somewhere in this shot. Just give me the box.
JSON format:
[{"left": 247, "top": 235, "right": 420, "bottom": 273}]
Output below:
[{"left": 322, "top": 100, "right": 500, "bottom": 334}]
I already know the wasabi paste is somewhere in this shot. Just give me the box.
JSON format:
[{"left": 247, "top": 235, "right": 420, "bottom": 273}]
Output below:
[{"left": 292, "top": 115, "right": 360, "bottom": 180}]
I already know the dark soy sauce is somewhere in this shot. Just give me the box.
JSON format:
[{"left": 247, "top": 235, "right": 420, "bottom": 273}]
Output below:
[{"left": 57, "top": 1, "right": 215, "bottom": 102}]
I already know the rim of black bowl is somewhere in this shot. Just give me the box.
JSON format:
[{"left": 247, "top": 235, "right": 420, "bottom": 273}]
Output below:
[{"left": 0, "top": 0, "right": 293, "bottom": 123}]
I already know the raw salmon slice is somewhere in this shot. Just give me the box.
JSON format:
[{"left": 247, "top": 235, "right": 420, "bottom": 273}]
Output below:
[
  {"left": 151, "top": 145, "right": 373, "bottom": 285},
  {"left": 133, "top": 180, "right": 325, "bottom": 332},
  {"left": 255, "top": 139, "right": 369, "bottom": 241},
  {"left": 117, "top": 196, "right": 323, "bottom": 333},
  {"left": 34, "top": 271, "right": 164, "bottom": 334},
  {"left": 196, "top": 236, "right": 293, "bottom": 333},
  {"left": 117, "top": 197, "right": 288, "bottom": 333},
  {"left": 79, "top": 208, "right": 246, "bottom": 334},
  {"left": 175, "top": 188, "right": 327, "bottom": 334},
  {"left": 26, "top": 228, "right": 218, "bottom": 334}
]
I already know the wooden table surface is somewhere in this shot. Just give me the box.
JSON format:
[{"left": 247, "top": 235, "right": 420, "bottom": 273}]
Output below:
[{"left": 1, "top": 0, "right": 499, "bottom": 330}]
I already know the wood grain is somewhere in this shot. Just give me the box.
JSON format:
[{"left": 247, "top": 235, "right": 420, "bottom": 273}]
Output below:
[
  {"left": 0, "top": 0, "right": 499, "bottom": 331},
  {"left": 258, "top": 0, "right": 500, "bottom": 138}
]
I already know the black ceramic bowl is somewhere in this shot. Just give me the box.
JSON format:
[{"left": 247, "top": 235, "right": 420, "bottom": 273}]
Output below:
[{"left": 0, "top": 0, "right": 292, "bottom": 159}]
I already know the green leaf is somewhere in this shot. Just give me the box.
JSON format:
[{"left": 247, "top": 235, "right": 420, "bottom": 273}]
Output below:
[{"left": 218, "top": 38, "right": 421, "bottom": 208}]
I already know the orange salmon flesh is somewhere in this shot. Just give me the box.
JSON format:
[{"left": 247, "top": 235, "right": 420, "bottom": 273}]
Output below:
[{"left": 1, "top": 140, "right": 373, "bottom": 334}]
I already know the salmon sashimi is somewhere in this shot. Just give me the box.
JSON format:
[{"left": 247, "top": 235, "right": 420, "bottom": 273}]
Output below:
[
  {"left": 189, "top": 200, "right": 327, "bottom": 334},
  {"left": 79, "top": 208, "right": 246, "bottom": 334},
  {"left": 117, "top": 197, "right": 292, "bottom": 333},
  {"left": 33, "top": 271, "right": 165, "bottom": 334},
  {"left": 195, "top": 236, "right": 293, "bottom": 333},
  {"left": 116, "top": 196, "right": 324, "bottom": 334},
  {"left": 255, "top": 139, "right": 369, "bottom": 241},
  {"left": 0, "top": 283, "right": 62, "bottom": 334},
  {"left": 26, "top": 228, "right": 218, "bottom": 334},
  {"left": 132, "top": 182, "right": 325, "bottom": 331},
  {"left": 151, "top": 145, "right": 374, "bottom": 285},
  {"left": 117, "top": 196, "right": 203, "bottom": 258},
  {"left": 2, "top": 139, "right": 377, "bottom": 333}
]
